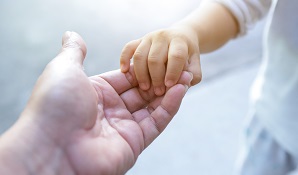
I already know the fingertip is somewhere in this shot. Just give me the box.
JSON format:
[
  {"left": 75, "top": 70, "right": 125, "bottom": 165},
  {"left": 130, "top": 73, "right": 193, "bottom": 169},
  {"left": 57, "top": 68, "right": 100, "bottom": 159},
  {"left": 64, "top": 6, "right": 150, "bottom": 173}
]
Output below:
[
  {"left": 62, "top": 31, "right": 87, "bottom": 57},
  {"left": 165, "top": 80, "right": 175, "bottom": 88},
  {"left": 120, "top": 56, "right": 131, "bottom": 72},
  {"left": 139, "top": 82, "right": 150, "bottom": 91},
  {"left": 154, "top": 86, "right": 165, "bottom": 96},
  {"left": 120, "top": 39, "right": 141, "bottom": 65},
  {"left": 120, "top": 63, "right": 129, "bottom": 73},
  {"left": 190, "top": 71, "right": 202, "bottom": 86},
  {"left": 57, "top": 31, "right": 88, "bottom": 67},
  {"left": 188, "top": 53, "right": 202, "bottom": 86},
  {"left": 191, "top": 77, "right": 202, "bottom": 86}
]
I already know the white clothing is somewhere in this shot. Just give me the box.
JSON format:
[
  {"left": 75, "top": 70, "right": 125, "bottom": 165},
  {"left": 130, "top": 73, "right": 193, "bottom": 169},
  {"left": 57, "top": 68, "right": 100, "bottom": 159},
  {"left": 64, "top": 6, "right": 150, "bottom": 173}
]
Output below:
[
  {"left": 214, "top": 0, "right": 272, "bottom": 36},
  {"left": 254, "top": 0, "right": 298, "bottom": 159},
  {"left": 237, "top": 113, "right": 297, "bottom": 175},
  {"left": 215, "top": 0, "right": 298, "bottom": 157}
]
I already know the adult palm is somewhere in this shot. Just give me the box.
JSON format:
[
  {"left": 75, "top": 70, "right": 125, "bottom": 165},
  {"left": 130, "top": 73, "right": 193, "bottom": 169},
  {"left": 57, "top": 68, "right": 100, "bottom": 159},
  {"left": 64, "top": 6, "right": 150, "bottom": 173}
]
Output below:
[{"left": 9, "top": 32, "right": 191, "bottom": 175}]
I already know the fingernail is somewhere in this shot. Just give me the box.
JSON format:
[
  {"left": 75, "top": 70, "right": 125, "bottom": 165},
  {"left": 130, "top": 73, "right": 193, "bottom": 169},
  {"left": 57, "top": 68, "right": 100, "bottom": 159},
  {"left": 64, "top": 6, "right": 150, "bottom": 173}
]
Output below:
[
  {"left": 139, "top": 83, "right": 149, "bottom": 90},
  {"left": 184, "top": 85, "right": 189, "bottom": 93},
  {"left": 165, "top": 80, "right": 174, "bottom": 87},
  {"left": 188, "top": 72, "right": 194, "bottom": 81},
  {"left": 154, "top": 87, "right": 165, "bottom": 96}
]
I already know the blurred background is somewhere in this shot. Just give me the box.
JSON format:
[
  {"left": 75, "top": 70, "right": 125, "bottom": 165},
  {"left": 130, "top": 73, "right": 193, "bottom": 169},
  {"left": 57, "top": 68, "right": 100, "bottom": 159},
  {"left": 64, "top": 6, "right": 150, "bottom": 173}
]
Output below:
[{"left": 0, "top": 0, "right": 266, "bottom": 174}]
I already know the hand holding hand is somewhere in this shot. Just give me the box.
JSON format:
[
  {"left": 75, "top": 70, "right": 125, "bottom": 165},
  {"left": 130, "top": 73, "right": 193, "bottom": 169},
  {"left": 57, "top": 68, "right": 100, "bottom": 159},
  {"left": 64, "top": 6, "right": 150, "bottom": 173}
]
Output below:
[
  {"left": 120, "top": 26, "right": 202, "bottom": 96},
  {"left": 0, "top": 32, "right": 192, "bottom": 175}
]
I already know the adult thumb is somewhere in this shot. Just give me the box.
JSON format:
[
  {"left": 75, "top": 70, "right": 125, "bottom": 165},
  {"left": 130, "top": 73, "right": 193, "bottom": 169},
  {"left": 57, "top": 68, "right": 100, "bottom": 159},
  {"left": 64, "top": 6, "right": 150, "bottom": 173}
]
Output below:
[{"left": 59, "top": 31, "right": 87, "bottom": 66}]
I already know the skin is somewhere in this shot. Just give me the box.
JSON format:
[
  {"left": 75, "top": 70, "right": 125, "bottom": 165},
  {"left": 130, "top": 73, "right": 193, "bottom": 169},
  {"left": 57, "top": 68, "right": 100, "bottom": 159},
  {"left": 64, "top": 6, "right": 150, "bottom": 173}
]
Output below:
[
  {"left": 0, "top": 32, "right": 192, "bottom": 175},
  {"left": 120, "top": 1, "right": 239, "bottom": 96}
]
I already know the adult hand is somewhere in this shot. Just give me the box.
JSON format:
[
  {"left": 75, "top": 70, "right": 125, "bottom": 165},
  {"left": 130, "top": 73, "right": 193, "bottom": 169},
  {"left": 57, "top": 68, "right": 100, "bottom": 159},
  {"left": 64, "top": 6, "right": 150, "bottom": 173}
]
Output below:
[{"left": 0, "top": 32, "right": 192, "bottom": 175}]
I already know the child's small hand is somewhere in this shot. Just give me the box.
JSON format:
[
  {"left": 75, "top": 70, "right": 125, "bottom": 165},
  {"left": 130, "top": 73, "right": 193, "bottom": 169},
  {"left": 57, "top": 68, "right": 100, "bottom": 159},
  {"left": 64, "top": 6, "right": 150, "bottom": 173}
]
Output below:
[{"left": 120, "top": 27, "right": 202, "bottom": 96}]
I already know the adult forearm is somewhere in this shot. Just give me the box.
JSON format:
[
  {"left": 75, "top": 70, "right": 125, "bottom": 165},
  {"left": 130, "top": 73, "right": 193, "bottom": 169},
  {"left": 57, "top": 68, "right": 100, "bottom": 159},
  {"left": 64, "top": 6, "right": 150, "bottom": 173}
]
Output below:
[
  {"left": 0, "top": 127, "right": 33, "bottom": 175},
  {"left": 0, "top": 118, "right": 75, "bottom": 175}
]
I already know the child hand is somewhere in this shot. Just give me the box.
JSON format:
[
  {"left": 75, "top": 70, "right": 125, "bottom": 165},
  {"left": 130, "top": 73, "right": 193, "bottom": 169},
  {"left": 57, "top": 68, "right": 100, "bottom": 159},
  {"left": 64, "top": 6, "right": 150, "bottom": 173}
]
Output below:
[{"left": 120, "top": 27, "right": 202, "bottom": 96}]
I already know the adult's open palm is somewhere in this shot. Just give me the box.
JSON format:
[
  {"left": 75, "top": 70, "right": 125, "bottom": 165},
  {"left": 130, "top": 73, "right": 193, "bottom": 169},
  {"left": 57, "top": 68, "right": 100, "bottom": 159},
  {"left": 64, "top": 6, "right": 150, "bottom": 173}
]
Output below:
[{"left": 22, "top": 32, "right": 191, "bottom": 175}]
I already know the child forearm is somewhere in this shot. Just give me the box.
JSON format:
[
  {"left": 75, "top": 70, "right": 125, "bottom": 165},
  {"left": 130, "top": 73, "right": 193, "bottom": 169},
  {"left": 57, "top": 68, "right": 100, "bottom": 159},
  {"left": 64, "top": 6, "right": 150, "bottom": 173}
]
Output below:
[
  {"left": 174, "top": 1, "right": 239, "bottom": 53},
  {"left": 120, "top": 1, "right": 240, "bottom": 88}
]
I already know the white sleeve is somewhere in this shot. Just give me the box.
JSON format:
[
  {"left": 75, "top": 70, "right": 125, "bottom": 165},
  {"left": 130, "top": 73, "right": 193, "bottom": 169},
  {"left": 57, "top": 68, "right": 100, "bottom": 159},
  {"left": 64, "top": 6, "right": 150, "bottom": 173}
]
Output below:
[{"left": 213, "top": 0, "right": 272, "bottom": 36}]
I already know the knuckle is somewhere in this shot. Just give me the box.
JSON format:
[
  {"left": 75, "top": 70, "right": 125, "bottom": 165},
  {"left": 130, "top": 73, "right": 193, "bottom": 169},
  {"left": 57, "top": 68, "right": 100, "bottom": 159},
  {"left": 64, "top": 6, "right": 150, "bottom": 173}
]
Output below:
[
  {"left": 148, "top": 55, "right": 161, "bottom": 66},
  {"left": 151, "top": 30, "right": 169, "bottom": 41},
  {"left": 157, "top": 30, "right": 167, "bottom": 37},
  {"left": 133, "top": 51, "right": 145, "bottom": 61},
  {"left": 155, "top": 30, "right": 168, "bottom": 37},
  {"left": 169, "top": 49, "right": 186, "bottom": 62}
]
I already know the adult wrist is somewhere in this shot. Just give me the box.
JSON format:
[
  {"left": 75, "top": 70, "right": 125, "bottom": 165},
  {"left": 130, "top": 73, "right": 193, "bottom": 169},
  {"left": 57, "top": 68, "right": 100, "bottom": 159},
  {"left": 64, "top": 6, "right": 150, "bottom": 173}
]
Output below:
[{"left": 0, "top": 116, "right": 72, "bottom": 175}]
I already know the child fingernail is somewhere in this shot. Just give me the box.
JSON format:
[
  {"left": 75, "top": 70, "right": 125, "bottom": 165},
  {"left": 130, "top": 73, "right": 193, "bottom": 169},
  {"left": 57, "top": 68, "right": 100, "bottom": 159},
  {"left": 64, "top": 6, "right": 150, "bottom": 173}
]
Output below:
[
  {"left": 154, "top": 87, "right": 165, "bottom": 96},
  {"left": 139, "top": 83, "right": 149, "bottom": 90},
  {"left": 165, "top": 80, "right": 174, "bottom": 87}
]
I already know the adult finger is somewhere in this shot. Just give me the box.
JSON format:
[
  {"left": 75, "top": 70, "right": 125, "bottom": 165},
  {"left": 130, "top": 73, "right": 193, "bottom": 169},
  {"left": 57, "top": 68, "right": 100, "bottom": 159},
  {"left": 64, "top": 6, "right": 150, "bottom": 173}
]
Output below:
[
  {"left": 165, "top": 38, "right": 188, "bottom": 87},
  {"left": 93, "top": 65, "right": 138, "bottom": 95},
  {"left": 129, "top": 71, "right": 192, "bottom": 121},
  {"left": 139, "top": 83, "right": 188, "bottom": 147},
  {"left": 120, "top": 39, "right": 141, "bottom": 72},
  {"left": 120, "top": 70, "right": 192, "bottom": 114},
  {"left": 133, "top": 39, "right": 151, "bottom": 91}
]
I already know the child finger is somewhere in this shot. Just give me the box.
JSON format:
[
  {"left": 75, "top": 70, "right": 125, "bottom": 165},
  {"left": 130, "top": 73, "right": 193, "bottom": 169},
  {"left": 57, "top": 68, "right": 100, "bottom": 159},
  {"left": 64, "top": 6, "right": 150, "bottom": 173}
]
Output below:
[
  {"left": 165, "top": 39, "right": 188, "bottom": 87},
  {"left": 148, "top": 41, "right": 168, "bottom": 96},
  {"left": 133, "top": 39, "right": 151, "bottom": 91},
  {"left": 188, "top": 53, "right": 202, "bottom": 86},
  {"left": 120, "top": 39, "right": 141, "bottom": 72}
]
